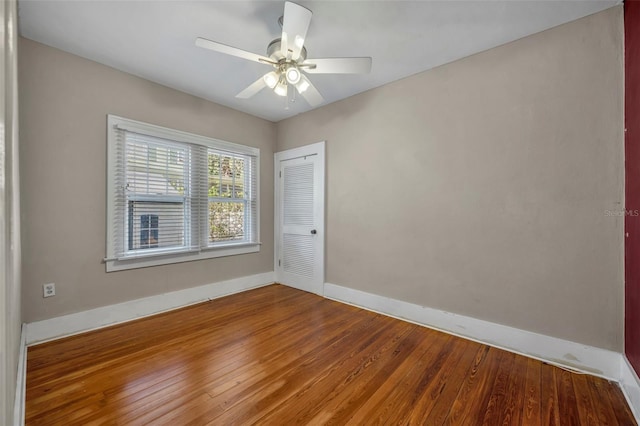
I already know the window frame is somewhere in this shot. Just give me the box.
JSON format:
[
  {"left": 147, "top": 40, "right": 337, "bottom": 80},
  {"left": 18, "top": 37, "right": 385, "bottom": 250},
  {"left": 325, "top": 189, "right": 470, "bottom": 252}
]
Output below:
[{"left": 106, "top": 115, "right": 260, "bottom": 272}]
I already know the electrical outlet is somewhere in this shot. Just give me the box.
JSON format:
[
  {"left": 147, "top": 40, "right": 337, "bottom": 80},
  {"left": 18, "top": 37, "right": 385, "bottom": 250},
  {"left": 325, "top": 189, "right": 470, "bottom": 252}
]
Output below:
[{"left": 43, "top": 283, "right": 55, "bottom": 298}]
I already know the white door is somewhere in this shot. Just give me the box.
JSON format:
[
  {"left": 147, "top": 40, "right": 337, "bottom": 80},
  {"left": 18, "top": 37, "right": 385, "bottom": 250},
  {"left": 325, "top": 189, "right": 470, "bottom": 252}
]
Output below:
[{"left": 275, "top": 142, "right": 325, "bottom": 295}]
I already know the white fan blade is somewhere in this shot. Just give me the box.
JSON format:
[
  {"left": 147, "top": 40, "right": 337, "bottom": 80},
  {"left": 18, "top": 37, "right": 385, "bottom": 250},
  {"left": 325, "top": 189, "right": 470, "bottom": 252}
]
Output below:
[
  {"left": 281, "top": 2, "right": 312, "bottom": 61},
  {"left": 303, "top": 57, "right": 372, "bottom": 74},
  {"left": 297, "top": 75, "right": 323, "bottom": 107},
  {"left": 196, "top": 37, "right": 273, "bottom": 64},
  {"left": 236, "top": 76, "right": 267, "bottom": 99}
]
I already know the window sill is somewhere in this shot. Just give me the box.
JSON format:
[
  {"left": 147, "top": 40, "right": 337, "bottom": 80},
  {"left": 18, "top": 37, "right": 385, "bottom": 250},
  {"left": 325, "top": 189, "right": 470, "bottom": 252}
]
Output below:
[{"left": 105, "top": 243, "right": 260, "bottom": 272}]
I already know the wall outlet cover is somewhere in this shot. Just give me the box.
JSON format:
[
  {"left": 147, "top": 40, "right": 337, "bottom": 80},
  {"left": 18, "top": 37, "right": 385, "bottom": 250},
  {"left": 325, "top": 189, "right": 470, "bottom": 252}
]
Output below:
[{"left": 43, "top": 283, "right": 55, "bottom": 298}]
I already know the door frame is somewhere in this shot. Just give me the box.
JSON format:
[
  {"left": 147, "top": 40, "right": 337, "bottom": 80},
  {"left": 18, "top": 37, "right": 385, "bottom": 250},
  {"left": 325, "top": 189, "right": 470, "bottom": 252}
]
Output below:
[{"left": 274, "top": 141, "right": 325, "bottom": 295}]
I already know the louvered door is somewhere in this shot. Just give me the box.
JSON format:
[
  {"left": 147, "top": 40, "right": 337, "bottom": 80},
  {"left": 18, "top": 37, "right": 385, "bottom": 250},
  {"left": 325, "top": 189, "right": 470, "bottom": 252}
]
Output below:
[{"left": 275, "top": 142, "right": 324, "bottom": 295}]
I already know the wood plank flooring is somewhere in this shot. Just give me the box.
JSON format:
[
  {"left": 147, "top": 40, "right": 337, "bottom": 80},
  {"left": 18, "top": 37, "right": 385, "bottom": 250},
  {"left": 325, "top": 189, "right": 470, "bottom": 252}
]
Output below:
[{"left": 26, "top": 284, "right": 637, "bottom": 425}]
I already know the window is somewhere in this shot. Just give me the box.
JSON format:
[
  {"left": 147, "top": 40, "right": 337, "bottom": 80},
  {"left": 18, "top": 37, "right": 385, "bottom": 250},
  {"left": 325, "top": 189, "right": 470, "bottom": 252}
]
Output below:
[
  {"left": 138, "top": 213, "right": 159, "bottom": 249},
  {"left": 106, "top": 115, "right": 260, "bottom": 271}
]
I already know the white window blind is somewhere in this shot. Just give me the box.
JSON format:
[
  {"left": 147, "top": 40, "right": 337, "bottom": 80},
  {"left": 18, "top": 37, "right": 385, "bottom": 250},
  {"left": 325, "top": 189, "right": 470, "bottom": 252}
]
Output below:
[{"left": 106, "top": 115, "right": 260, "bottom": 271}]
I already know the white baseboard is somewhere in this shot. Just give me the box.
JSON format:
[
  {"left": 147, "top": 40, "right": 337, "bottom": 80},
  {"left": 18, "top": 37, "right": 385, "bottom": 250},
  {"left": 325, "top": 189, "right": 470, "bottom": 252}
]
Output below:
[
  {"left": 324, "top": 282, "right": 621, "bottom": 381},
  {"left": 13, "top": 323, "right": 26, "bottom": 426},
  {"left": 620, "top": 355, "right": 640, "bottom": 421},
  {"left": 26, "top": 272, "right": 275, "bottom": 345}
]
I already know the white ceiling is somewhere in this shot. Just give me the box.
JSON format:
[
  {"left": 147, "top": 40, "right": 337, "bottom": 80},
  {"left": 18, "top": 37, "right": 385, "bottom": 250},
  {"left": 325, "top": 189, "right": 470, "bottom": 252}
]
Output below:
[{"left": 19, "top": 0, "right": 619, "bottom": 122}]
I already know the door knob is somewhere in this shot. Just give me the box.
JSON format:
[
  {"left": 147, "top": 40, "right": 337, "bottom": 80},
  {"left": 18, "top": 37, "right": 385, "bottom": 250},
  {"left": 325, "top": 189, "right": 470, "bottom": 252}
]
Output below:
[{"left": 310, "top": 229, "right": 317, "bottom": 235}]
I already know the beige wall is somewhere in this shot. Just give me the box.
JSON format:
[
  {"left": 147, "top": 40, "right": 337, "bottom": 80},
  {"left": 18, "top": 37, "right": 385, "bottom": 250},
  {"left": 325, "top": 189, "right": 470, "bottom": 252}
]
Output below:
[
  {"left": 277, "top": 7, "right": 624, "bottom": 351},
  {"left": 19, "top": 38, "right": 276, "bottom": 322}
]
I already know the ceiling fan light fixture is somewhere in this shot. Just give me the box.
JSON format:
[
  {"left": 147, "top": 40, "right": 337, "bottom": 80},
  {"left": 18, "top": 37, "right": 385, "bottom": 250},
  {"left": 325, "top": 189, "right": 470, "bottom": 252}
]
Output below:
[
  {"left": 296, "top": 78, "right": 310, "bottom": 93},
  {"left": 274, "top": 78, "right": 288, "bottom": 97},
  {"left": 285, "top": 65, "right": 301, "bottom": 84},
  {"left": 263, "top": 71, "right": 279, "bottom": 89}
]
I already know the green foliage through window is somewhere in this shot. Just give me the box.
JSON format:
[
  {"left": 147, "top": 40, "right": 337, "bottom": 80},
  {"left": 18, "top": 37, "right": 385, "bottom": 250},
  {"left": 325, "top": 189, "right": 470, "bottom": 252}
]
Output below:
[{"left": 208, "top": 152, "right": 248, "bottom": 243}]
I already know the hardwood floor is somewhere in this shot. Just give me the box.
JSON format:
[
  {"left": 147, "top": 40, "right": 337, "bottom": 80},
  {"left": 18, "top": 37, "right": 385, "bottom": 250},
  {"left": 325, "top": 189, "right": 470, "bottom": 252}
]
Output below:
[{"left": 26, "top": 284, "right": 636, "bottom": 425}]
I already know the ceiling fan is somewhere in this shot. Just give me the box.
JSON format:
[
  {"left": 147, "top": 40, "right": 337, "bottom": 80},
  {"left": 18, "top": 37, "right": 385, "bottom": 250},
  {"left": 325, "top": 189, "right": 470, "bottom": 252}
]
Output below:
[{"left": 195, "top": 1, "right": 372, "bottom": 107}]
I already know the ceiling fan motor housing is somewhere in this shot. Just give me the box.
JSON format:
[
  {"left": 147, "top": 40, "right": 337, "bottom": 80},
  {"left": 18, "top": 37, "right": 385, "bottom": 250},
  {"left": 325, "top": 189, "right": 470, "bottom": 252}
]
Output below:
[{"left": 267, "top": 38, "right": 307, "bottom": 63}]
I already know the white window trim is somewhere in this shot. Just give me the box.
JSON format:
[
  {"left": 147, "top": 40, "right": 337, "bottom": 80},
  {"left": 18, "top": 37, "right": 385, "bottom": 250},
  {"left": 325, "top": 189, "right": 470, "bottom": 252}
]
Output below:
[{"left": 106, "top": 115, "right": 260, "bottom": 272}]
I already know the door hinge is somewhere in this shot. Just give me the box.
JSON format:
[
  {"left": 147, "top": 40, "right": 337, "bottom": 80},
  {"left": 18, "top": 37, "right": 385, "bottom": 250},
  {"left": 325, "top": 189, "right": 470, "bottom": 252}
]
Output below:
[
  {"left": 279, "top": 171, "right": 282, "bottom": 178},
  {"left": 278, "top": 259, "right": 281, "bottom": 266}
]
